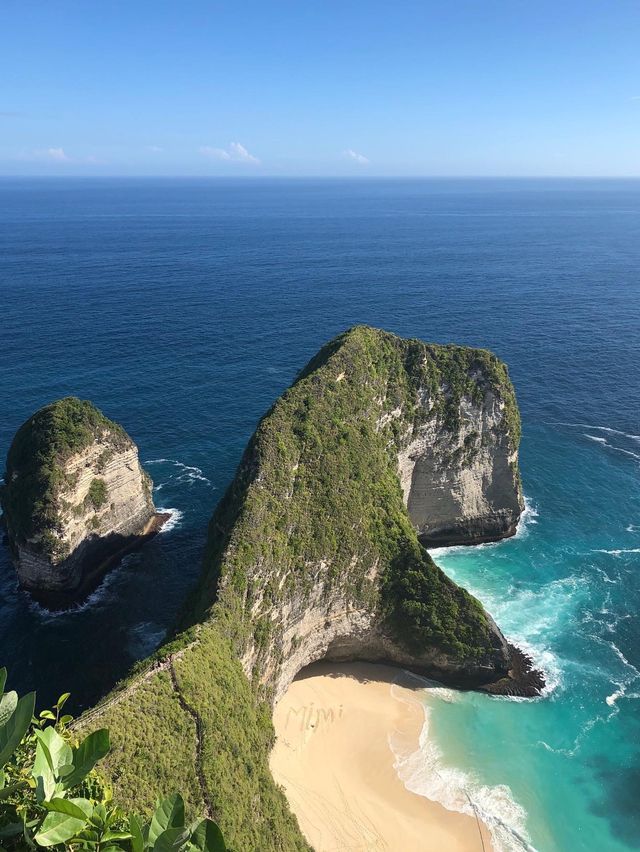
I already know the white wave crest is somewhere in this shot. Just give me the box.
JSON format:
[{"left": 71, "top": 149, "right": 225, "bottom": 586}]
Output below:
[
  {"left": 390, "top": 701, "right": 535, "bottom": 852},
  {"left": 626, "top": 524, "right": 639, "bottom": 533},
  {"left": 145, "top": 458, "right": 213, "bottom": 486},
  {"left": 157, "top": 507, "right": 184, "bottom": 533},
  {"left": 551, "top": 422, "right": 640, "bottom": 443},
  {"left": 594, "top": 548, "right": 640, "bottom": 557},
  {"left": 583, "top": 435, "right": 640, "bottom": 462},
  {"left": 514, "top": 496, "right": 539, "bottom": 539}
]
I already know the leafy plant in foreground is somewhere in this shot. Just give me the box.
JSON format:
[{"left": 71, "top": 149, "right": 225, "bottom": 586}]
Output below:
[{"left": 0, "top": 669, "right": 226, "bottom": 851}]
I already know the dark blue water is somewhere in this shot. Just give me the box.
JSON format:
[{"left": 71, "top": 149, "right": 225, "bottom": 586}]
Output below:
[{"left": 1, "top": 178, "right": 639, "bottom": 850}]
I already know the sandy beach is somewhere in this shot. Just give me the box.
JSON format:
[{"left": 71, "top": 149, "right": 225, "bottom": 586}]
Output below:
[{"left": 270, "top": 661, "right": 492, "bottom": 852}]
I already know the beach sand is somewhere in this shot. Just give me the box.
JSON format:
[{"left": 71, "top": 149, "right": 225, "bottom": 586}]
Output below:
[{"left": 270, "top": 661, "right": 492, "bottom": 852}]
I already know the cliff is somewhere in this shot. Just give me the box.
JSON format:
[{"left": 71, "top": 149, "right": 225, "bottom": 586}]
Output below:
[
  {"left": 78, "top": 327, "right": 542, "bottom": 851},
  {"left": 187, "top": 325, "right": 530, "bottom": 698},
  {"left": 1, "top": 397, "right": 160, "bottom": 606}
]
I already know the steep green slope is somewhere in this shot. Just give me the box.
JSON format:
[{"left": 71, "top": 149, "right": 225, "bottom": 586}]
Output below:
[{"left": 80, "top": 326, "right": 531, "bottom": 850}]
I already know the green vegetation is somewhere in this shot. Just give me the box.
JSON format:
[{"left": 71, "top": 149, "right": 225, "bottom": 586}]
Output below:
[
  {"left": 84, "top": 627, "right": 311, "bottom": 852},
  {"left": 0, "top": 399, "right": 129, "bottom": 561},
  {"left": 86, "top": 480, "right": 108, "bottom": 511},
  {"left": 0, "top": 667, "right": 227, "bottom": 850},
  {"left": 77, "top": 326, "right": 521, "bottom": 850},
  {"left": 189, "top": 326, "right": 518, "bottom": 662}
]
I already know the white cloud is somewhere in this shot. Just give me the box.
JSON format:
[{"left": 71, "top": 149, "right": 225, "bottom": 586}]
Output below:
[
  {"left": 45, "top": 147, "right": 69, "bottom": 161},
  {"left": 17, "top": 147, "right": 71, "bottom": 162},
  {"left": 228, "top": 142, "right": 259, "bottom": 163},
  {"left": 200, "top": 146, "right": 231, "bottom": 160},
  {"left": 344, "top": 148, "right": 369, "bottom": 165},
  {"left": 199, "top": 142, "right": 260, "bottom": 164}
]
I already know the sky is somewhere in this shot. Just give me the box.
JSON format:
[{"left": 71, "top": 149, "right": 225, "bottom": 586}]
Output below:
[{"left": 1, "top": 0, "right": 640, "bottom": 177}]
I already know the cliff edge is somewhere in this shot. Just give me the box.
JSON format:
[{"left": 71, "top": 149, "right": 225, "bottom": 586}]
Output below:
[
  {"left": 1, "top": 397, "right": 162, "bottom": 606},
  {"left": 78, "top": 327, "right": 543, "bottom": 852},
  {"left": 187, "top": 325, "right": 534, "bottom": 698}
]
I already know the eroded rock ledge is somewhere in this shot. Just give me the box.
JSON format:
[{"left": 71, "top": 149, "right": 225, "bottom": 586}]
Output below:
[{"left": 1, "top": 397, "right": 162, "bottom": 607}]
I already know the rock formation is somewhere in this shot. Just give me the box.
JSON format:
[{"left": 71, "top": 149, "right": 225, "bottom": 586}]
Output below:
[
  {"left": 79, "top": 327, "right": 543, "bottom": 852},
  {"left": 1, "top": 397, "right": 162, "bottom": 606}
]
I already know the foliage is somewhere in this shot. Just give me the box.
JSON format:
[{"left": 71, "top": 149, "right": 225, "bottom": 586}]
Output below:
[
  {"left": 0, "top": 668, "right": 227, "bottom": 852},
  {"left": 86, "top": 631, "right": 311, "bottom": 852},
  {"left": 76, "top": 326, "right": 522, "bottom": 851},
  {"left": 0, "top": 399, "right": 129, "bottom": 559},
  {"left": 85, "top": 481, "right": 108, "bottom": 511},
  {"left": 189, "top": 326, "right": 519, "bottom": 661}
]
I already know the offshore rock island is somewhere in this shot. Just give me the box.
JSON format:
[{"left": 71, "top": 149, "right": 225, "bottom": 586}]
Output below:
[
  {"left": 0, "top": 397, "right": 165, "bottom": 607},
  {"left": 74, "top": 326, "right": 544, "bottom": 852}
]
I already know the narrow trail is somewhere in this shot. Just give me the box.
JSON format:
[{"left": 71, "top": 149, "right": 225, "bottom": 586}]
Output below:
[
  {"left": 169, "top": 660, "right": 216, "bottom": 821},
  {"left": 77, "top": 639, "right": 199, "bottom": 728}
]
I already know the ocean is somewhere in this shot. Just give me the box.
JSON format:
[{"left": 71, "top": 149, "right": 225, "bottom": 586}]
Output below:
[{"left": 1, "top": 177, "right": 639, "bottom": 851}]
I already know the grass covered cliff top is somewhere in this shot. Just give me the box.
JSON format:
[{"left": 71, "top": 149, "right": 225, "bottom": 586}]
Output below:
[
  {"left": 1, "top": 397, "right": 130, "bottom": 557},
  {"left": 189, "top": 325, "right": 520, "bottom": 668}
]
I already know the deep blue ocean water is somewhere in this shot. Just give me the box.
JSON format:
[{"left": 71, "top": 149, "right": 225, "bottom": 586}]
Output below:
[{"left": 1, "top": 177, "right": 639, "bottom": 851}]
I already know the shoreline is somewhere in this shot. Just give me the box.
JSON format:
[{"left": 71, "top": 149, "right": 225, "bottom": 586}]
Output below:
[
  {"left": 20, "top": 510, "right": 172, "bottom": 611},
  {"left": 270, "top": 661, "right": 493, "bottom": 852}
]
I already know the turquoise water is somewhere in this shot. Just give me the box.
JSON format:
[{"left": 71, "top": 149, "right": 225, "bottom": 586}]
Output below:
[
  {"left": 415, "top": 422, "right": 640, "bottom": 851},
  {"left": 1, "top": 178, "right": 639, "bottom": 850}
]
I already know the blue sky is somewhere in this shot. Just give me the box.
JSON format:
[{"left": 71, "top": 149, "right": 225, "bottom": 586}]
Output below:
[{"left": 1, "top": 0, "right": 639, "bottom": 176}]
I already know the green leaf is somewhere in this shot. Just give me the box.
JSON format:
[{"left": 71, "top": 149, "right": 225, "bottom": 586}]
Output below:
[
  {"left": 0, "top": 691, "right": 35, "bottom": 767},
  {"left": 102, "top": 831, "right": 133, "bottom": 842},
  {"left": 59, "top": 714, "right": 74, "bottom": 727},
  {"left": 129, "top": 814, "right": 144, "bottom": 852},
  {"left": 54, "top": 693, "right": 70, "bottom": 711},
  {"left": 152, "top": 827, "right": 186, "bottom": 852},
  {"left": 0, "top": 821, "right": 24, "bottom": 840},
  {"left": 44, "top": 796, "right": 93, "bottom": 821},
  {"left": 38, "top": 710, "right": 56, "bottom": 721},
  {"left": 148, "top": 794, "right": 185, "bottom": 846},
  {"left": 34, "top": 810, "right": 87, "bottom": 846},
  {"left": 0, "top": 691, "right": 18, "bottom": 727},
  {"left": 0, "top": 780, "right": 27, "bottom": 800},
  {"left": 32, "top": 726, "right": 72, "bottom": 801},
  {"left": 0, "top": 667, "right": 7, "bottom": 696},
  {"left": 35, "top": 726, "right": 73, "bottom": 774},
  {"left": 188, "top": 819, "right": 226, "bottom": 852},
  {"left": 62, "top": 728, "right": 110, "bottom": 789}
]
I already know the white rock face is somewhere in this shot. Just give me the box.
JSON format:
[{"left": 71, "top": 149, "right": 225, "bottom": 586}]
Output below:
[
  {"left": 15, "top": 437, "right": 156, "bottom": 600},
  {"left": 398, "top": 387, "right": 523, "bottom": 546}
]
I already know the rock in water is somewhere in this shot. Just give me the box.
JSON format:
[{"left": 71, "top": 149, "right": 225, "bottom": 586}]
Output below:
[{"left": 1, "top": 397, "right": 161, "bottom": 606}]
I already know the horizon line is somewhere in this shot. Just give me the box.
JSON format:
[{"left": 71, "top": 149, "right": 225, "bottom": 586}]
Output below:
[{"left": 1, "top": 174, "right": 640, "bottom": 180}]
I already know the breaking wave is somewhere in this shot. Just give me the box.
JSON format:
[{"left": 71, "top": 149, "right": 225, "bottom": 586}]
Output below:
[
  {"left": 157, "top": 507, "right": 184, "bottom": 533},
  {"left": 389, "top": 687, "right": 535, "bottom": 852},
  {"left": 145, "top": 458, "right": 214, "bottom": 487}
]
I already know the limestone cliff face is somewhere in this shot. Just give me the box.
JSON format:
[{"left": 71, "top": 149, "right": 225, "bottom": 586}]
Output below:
[
  {"left": 398, "top": 372, "right": 524, "bottom": 546},
  {"left": 1, "top": 397, "right": 158, "bottom": 603}
]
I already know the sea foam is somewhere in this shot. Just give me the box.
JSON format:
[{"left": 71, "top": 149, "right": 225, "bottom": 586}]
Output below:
[{"left": 389, "top": 691, "right": 536, "bottom": 852}]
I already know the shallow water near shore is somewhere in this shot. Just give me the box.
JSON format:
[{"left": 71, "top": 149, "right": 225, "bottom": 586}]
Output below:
[{"left": 1, "top": 177, "right": 639, "bottom": 850}]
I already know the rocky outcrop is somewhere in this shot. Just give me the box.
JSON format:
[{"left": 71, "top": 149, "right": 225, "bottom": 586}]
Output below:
[
  {"left": 187, "top": 326, "right": 539, "bottom": 699},
  {"left": 1, "top": 397, "right": 163, "bottom": 606},
  {"left": 79, "top": 327, "right": 543, "bottom": 849}
]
